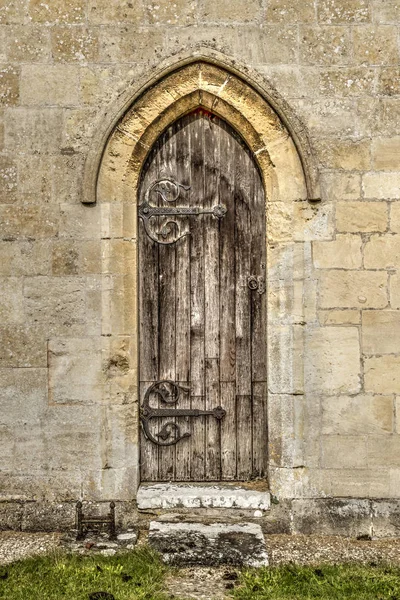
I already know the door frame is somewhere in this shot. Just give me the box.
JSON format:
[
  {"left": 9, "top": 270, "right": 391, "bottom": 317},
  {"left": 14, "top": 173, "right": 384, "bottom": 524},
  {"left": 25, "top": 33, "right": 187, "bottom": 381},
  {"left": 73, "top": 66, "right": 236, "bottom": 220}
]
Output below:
[{"left": 91, "top": 56, "right": 317, "bottom": 498}]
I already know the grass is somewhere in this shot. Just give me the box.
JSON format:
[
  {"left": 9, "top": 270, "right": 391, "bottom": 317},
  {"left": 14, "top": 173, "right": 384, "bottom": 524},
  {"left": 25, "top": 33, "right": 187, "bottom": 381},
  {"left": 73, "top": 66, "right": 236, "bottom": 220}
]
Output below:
[
  {"left": 0, "top": 547, "right": 168, "bottom": 600},
  {"left": 233, "top": 563, "right": 400, "bottom": 600},
  {"left": 2, "top": 551, "right": 400, "bottom": 600}
]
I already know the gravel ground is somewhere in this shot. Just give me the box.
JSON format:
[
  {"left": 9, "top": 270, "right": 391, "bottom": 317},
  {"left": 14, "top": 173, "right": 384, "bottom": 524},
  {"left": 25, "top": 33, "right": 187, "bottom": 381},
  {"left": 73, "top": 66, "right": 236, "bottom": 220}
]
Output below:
[{"left": 1, "top": 532, "right": 400, "bottom": 599}]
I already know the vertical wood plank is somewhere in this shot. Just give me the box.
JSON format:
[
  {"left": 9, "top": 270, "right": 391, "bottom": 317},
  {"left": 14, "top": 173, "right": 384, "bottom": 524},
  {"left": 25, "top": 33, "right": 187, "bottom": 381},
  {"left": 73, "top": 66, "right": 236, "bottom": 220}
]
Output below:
[
  {"left": 157, "top": 128, "right": 176, "bottom": 481},
  {"left": 252, "top": 381, "right": 268, "bottom": 478},
  {"left": 189, "top": 114, "right": 206, "bottom": 480},
  {"left": 203, "top": 113, "right": 221, "bottom": 480},
  {"left": 175, "top": 118, "right": 192, "bottom": 480}
]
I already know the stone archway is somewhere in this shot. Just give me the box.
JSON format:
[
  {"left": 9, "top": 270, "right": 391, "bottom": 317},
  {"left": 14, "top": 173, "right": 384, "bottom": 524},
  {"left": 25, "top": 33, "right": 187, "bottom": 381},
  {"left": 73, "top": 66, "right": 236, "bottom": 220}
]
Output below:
[{"left": 88, "top": 56, "right": 321, "bottom": 495}]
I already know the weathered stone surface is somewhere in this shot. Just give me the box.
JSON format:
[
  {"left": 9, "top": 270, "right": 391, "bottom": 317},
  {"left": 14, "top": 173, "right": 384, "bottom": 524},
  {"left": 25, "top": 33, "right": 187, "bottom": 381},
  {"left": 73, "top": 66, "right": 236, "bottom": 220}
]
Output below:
[
  {"left": 266, "top": 0, "right": 315, "bottom": 22},
  {"left": 137, "top": 484, "right": 270, "bottom": 510},
  {"left": 322, "top": 395, "right": 394, "bottom": 435},
  {"left": 353, "top": 25, "right": 399, "bottom": 65},
  {"left": 371, "top": 500, "right": 400, "bottom": 538},
  {"left": 149, "top": 522, "right": 268, "bottom": 567},
  {"left": 0, "top": 324, "right": 47, "bottom": 367},
  {"left": 318, "top": 309, "right": 360, "bottom": 325},
  {"left": 322, "top": 435, "right": 367, "bottom": 468},
  {"left": 363, "top": 310, "right": 400, "bottom": 354},
  {"left": 299, "top": 26, "right": 350, "bottom": 65},
  {"left": 6, "top": 25, "right": 50, "bottom": 62},
  {"left": 320, "top": 67, "right": 374, "bottom": 96},
  {"left": 20, "top": 65, "right": 79, "bottom": 106},
  {"left": 29, "top": 0, "right": 86, "bottom": 23},
  {"left": 305, "top": 327, "right": 360, "bottom": 395},
  {"left": 372, "top": 137, "right": 400, "bottom": 170},
  {"left": 5, "top": 108, "right": 63, "bottom": 153},
  {"left": 336, "top": 201, "right": 388, "bottom": 233},
  {"left": 378, "top": 67, "right": 400, "bottom": 95},
  {"left": 364, "top": 235, "right": 400, "bottom": 270},
  {"left": 51, "top": 26, "right": 99, "bottom": 62},
  {"left": 98, "top": 26, "right": 164, "bottom": 64},
  {"left": 368, "top": 436, "right": 400, "bottom": 468},
  {"left": 292, "top": 499, "right": 371, "bottom": 537},
  {"left": 0, "top": 277, "right": 24, "bottom": 324},
  {"left": 313, "top": 235, "right": 362, "bottom": 269},
  {"left": 372, "top": 0, "right": 400, "bottom": 23},
  {"left": 88, "top": 0, "right": 144, "bottom": 24},
  {"left": 202, "top": 0, "right": 261, "bottom": 21},
  {"left": 316, "top": 138, "right": 370, "bottom": 170},
  {"left": 319, "top": 270, "right": 387, "bottom": 309},
  {"left": 363, "top": 173, "right": 400, "bottom": 199},
  {"left": 0, "top": 367, "right": 48, "bottom": 424},
  {"left": 365, "top": 356, "right": 400, "bottom": 394},
  {"left": 318, "top": 0, "right": 370, "bottom": 23},
  {"left": 0, "top": 65, "right": 19, "bottom": 106},
  {"left": 320, "top": 172, "right": 361, "bottom": 201}
]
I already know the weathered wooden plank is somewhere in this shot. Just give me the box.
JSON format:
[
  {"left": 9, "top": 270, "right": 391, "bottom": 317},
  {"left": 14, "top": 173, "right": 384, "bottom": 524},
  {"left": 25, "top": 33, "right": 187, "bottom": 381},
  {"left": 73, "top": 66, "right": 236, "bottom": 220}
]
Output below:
[
  {"left": 157, "top": 127, "right": 177, "bottom": 481},
  {"left": 203, "top": 113, "right": 221, "bottom": 480},
  {"left": 190, "top": 113, "right": 206, "bottom": 480},
  {"left": 236, "top": 395, "right": 253, "bottom": 479},
  {"left": 252, "top": 381, "right": 268, "bottom": 478},
  {"left": 220, "top": 381, "right": 236, "bottom": 480},
  {"left": 175, "top": 118, "right": 192, "bottom": 481},
  {"left": 139, "top": 381, "right": 158, "bottom": 481}
]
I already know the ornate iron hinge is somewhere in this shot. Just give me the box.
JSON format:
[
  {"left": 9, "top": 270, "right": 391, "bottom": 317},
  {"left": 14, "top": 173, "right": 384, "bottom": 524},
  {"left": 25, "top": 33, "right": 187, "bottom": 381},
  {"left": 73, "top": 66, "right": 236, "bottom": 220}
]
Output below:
[
  {"left": 141, "top": 380, "right": 226, "bottom": 446},
  {"left": 138, "top": 178, "right": 227, "bottom": 245}
]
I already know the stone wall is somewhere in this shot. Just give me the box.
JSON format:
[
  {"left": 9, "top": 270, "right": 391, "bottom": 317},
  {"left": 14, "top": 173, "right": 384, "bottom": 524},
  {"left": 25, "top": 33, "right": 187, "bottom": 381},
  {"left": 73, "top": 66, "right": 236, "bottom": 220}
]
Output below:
[{"left": 0, "top": 0, "right": 400, "bottom": 530}]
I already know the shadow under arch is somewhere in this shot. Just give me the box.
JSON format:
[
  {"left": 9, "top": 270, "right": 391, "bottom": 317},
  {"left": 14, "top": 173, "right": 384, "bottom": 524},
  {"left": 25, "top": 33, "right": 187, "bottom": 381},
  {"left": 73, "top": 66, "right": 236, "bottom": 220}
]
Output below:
[{"left": 84, "top": 52, "right": 320, "bottom": 206}]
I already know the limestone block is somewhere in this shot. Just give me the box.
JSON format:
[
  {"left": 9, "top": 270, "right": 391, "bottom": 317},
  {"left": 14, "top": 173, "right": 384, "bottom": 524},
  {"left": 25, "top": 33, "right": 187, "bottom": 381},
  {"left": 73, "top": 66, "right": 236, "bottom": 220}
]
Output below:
[
  {"left": 293, "top": 202, "right": 334, "bottom": 241},
  {"left": 15, "top": 155, "right": 52, "bottom": 203},
  {"left": 63, "top": 107, "right": 98, "bottom": 153},
  {"left": 87, "top": 0, "right": 144, "bottom": 23},
  {"left": 261, "top": 66, "right": 320, "bottom": 100},
  {"left": 23, "top": 276, "right": 88, "bottom": 337},
  {"left": 59, "top": 203, "right": 101, "bottom": 240},
  {"left": 363, "top": 310, "right": 400, "bottom": 354},
  {"left": 365, "top": 356, "right": 400, "bottom": 394},
  {"left": 320, "top": 67, "right": 374, "bottom": 96},
  {"left": 267, "top": 203, "right": 293, "bottom": 242},
  {"left": 137, "top": 483, "right": 270, "bottom": 510},
  {"left": 371, "top": 500, "right": 400, "bottom": 537},
  {"left": 149, "top": 522, "right": 268, "bottom": 567},
  {"left": 314, "top": 98, "right": 357, "bottom": 137},
  {"left": 368, "top": 435, "right": 400, "bottom": 467},
  {"left": 372, "top": 137, "right": 400, "bottom": 170},
  {"left": 48, "top": 337, "right": 103, "bottom": 404},
  {"left": 320, "top": 172, "right": 361, "bottom": 201},
  {"left": 292, "top": 499, "right": 371, "bottom": 537},
  {"left": 29, "top": 0, "right": 85, "bottom": 23},
  {"left": 98, "top": 26, "right": 164, "bottom": 64},
  {"left": 52, "top": 153, "right": 86, "bottom": 204},
  {"left": 336, "top": 201, "right": 388, "bottom": 232},
  {"left": 353, "top": 25, "right": 399, "bottom": 65},
  {"left": 390, "top": 203, "right": 400, "bottom": 233},
  {"left": 268, "top": 394, "right": 295, "bottom": 467},
  {"left": 378, "top": 67, "right": 400, "bottom": 96},
  {"left": 148, "top": 0, "right": 197, "bottom": 24},
  {"left": 319, "top": 270, "right": 387, "bottom": 309},
  {"left": 363, "top": 173, "right": 400, "bottom": 199},
  {"left": 202, "top": 0, "right": 261, "bottom": 21},
  {"left": 0, "top": 277, "right": 24, "bottom": 324},
  {"left": 322, "top": 435, "right": 367, "bottom": 468},
  {"left": 316, "top": 139, "right": 370, "bottom": 170},
  {"left": 318, "top": 0, "right": 370, "bottom": 23},
  {"left": 0, "top": 65, "right": 19, "bottom": 106},
  {"left": 0, "top": 0, "right": 27, "bottom": 24},
  {"left": 322, "top": 394, "right": 393, "bottom": 435},
  {"left": 318, "top": 310, "right": 360, "bottom": 325},
  {"left": 390, "top": 470, "right": 400, "bottom": 497},
  {"left": 0, "top": 324, "right": 47, "bottom": 367},
  {"left": 299, "top": 26, "right": 350, "bottom": 65},
  {"left": 372, "top": 0, "right": 400, "bottom": 23},
  {"left": 364, "top": 234, "right": 400, "bottom": 269},
  {"left": 0, "top": 155, "right": 17, "bottom": 202},
  {"left": 0, "top": 240, "right": 51, "bottom": 276},
  {"left": 5, "top": 108, "right": 63, "bottom": 153},
  {"left": 391, "top": 273, "right": 400, "bottom": 309},
  {"left": 42, "top": 404, "right": 103, "bottom": 470},
  {"left": 329, "top": 470, "right": 389, "bottom": 498},
  {"left": 380, "top": 98, "right": 400, "bottom": 136},
  {"left": 266, "top": 0, "right": 315, "bottom": 22},
  {"left": 51, "top": 26, "right": 99, "bottom": 62},
  {"left": 6, "top": 25, "right": 50, "bottom": 62},
  {"left": 313, "top": 235, "right": 362, "bottom": 269},
  {"left": 20, "top": 65, "right": 79, "bottom": 106},
  {"left": 51, "top": 240, "right": 101, "bottom": 275},
  {"left": 0, "top": 367, "right": 48, "bottom": 425},
  {"left": 305, "top": 327, "right": 360, "bottom": 395}
]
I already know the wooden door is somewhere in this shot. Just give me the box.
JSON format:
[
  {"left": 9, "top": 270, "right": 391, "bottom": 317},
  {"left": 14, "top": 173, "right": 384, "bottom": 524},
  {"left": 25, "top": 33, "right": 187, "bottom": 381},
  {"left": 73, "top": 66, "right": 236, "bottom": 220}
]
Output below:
[{"left": 139, "top": 110, "right": 267, "bottom": 482}]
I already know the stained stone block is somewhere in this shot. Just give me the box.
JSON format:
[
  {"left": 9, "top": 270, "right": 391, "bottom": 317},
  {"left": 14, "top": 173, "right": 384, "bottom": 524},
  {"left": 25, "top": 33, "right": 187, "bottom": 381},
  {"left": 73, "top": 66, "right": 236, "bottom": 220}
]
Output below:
[{"left": 149, "top": 522, "right": 269, "bottom": 567}]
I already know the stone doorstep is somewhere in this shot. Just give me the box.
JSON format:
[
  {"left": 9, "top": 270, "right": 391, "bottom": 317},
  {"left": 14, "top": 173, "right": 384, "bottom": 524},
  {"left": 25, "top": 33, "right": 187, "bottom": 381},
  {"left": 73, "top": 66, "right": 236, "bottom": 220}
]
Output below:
[
  {"left": 137, "top": 483, "right": 271, "bottom": 511},
  {"left": 148, "top": 521, "right": 269, "bottom": 567}
]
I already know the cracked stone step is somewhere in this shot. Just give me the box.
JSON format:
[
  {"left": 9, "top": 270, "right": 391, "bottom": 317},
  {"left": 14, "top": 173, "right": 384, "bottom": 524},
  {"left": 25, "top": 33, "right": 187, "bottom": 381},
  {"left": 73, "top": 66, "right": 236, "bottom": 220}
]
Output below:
[
  {"left": 148, "top": 521, "right": 269, "bottom": 567},
  {"left": 137, "top": 483, "right": 270, "bottom": 510}
]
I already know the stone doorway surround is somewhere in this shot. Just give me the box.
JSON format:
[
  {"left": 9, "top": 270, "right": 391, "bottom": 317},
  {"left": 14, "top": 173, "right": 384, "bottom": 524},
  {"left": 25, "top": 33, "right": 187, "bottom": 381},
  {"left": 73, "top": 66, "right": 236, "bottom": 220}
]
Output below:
[{"left": 76, "top": 49, "right": 324, "bottom": 503}]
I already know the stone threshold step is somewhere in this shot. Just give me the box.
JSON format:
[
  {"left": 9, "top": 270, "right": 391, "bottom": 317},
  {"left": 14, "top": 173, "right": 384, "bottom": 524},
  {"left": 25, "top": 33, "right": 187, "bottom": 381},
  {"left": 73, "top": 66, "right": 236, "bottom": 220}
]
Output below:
[
  {"left": 149, "top": 521, "right": 269, "bottom": 567},
  {"left": 137, "top": 483, "right": 270, "bottom": 511}
]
